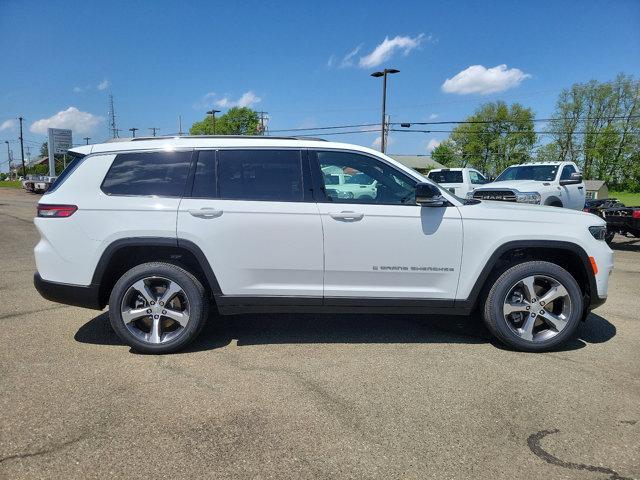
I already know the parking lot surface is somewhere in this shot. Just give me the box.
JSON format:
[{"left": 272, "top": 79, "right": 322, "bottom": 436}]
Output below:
[{"left": 1, "top": 187, "right": 638, "bottom": 480}]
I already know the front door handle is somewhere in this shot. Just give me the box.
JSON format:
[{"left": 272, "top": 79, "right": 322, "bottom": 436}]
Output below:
[
  {"left": 188, "top": 208, "right": 223, "bottom": 218},
  {"left": 329, "top": 211, "right": 364, "bottom": 221},
  {"left": 578, "top": 186, "right": 584, "bottom": 190}
]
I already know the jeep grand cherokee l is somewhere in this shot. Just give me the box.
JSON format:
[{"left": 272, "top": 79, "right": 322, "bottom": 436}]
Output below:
[{"left": 34, "top": 136, "right": 613, "bottom": 354}]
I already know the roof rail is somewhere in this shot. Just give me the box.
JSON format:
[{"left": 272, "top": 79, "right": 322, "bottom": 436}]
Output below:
[{"left": 130, "top": 135, "right": 327, "bottom": 142}]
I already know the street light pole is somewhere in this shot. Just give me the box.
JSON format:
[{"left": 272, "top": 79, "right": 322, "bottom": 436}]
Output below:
[
  {"left": 84, "top": 137, "right": 91, "bottom": 145},
  {"left": 129, "top": 127, "right": 138, "bottom": 138},
  {"left": 207, "top": 109, "right": 221, "bottom": 135},
  {"left": 370, "top": 68, "right": 400, "bottom": 154}
]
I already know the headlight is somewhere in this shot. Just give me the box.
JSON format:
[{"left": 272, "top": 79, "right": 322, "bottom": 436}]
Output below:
[
  {"left": 589, "top": 225, "right": 607, "bottom": 241},
  {"left": 466, "top": 191, "right": 474, "bottom": 200},
  {"left": 515, "top": 191, "right": 541, "bottom": 204}
]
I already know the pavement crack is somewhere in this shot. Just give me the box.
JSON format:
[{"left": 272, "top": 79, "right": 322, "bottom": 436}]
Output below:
[
  {"left": 0, "top": 435, "right": 85, "bottom": 464},
  {"left": 527, "top": 429, "right": 634, "bottom": 480}
]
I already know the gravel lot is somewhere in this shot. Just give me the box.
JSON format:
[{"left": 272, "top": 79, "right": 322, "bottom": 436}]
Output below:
[{"left": 1, "top": 187, "right": 638, "bottom": 480}]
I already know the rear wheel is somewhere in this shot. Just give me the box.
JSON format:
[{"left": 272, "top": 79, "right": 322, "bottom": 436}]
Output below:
[
  {"left": 108, "top": 262, "right": 208, "bottom": 354},
  {"left": 483, "top": 261, "right": 583, "bottom": 352}
]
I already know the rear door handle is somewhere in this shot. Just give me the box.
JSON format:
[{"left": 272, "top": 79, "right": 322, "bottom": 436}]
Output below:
[
  {"left": 578, "top": 186, "right": 584, "bottom": 190},
  {"left": 329, "top": 211, "right": 364, "bottom": 221},
  {"left": 188, "top": 208, "right": 223, "bottom": 218}
]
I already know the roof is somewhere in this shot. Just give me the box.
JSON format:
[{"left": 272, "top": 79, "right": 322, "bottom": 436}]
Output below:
[
  {"left": 389, "top": 155, "right": 443, "bottom": 170},
  {"left": 585, "top": 180, "right": 606, "bottom": 190},
  {"left": 69, "top": 136, "right": 428, "bottom": 182}
]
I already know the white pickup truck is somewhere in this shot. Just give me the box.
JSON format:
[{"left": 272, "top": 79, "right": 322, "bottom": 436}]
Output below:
[
  {"left": 467, "top": 161, "right": 586, "bottom": 210},
  {"left": 427, "top": 167, "right": 489, "bottom": 197}
]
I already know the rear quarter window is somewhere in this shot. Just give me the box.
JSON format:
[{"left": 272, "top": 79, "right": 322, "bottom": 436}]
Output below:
[
  {"left": 101, "top": 151, "right": 192, "bottom": 197},
  {"left": 428, "top": 170, "right": 463, "bottom": 184}
]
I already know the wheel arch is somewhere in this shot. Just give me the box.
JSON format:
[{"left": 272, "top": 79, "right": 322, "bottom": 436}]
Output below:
[
  {"left": 459, "top": 240, "right": 596, "bottom": 313},
  {"left": 544, "top": 196, "right": 563, "bottom": 207},
  {"left": 92, "top": 237, "right": 221, "bottom": 308}
]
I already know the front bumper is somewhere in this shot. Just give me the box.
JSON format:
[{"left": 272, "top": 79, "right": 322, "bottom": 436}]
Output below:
[{"left": 34, "top": 273, "right": 103, "bottom": 310}]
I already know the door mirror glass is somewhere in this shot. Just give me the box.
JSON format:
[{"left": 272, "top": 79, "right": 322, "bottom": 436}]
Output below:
[
  {"left": 559, "top": 172, "right": 583, "bottom": 186},
  {"left": 415, "top": 182, "right": 447, "bottom": 207}
]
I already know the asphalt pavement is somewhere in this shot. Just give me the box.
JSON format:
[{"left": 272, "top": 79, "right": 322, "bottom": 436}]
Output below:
[{"left": 1, "top": 187, "right": 638, "bottom": 480}]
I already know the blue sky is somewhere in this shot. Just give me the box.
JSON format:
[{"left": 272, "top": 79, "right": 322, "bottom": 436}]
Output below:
[{"left": 1, "top": 0, "right": 639, "bottom": 172}]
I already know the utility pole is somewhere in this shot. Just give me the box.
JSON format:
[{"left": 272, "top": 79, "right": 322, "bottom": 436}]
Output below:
[
  {"left": 18, "top": 116, "right": 26, "bottom": 177},
  {"left": 206, "top": 110, "right": 220, "bottom": 135},
  {"left": 178, "top": 115, "right": 183, "bottom": 136},
  {"left": 257, "top": 111, "right": 269, "bottom": 135},
  {"left": 129, "top": 127, "right": 139, "bottom": 138},
  {"left": 4, "top": 141, "right": 11, "bottom": 180},
  {"left": 370, "top": 68, "right": 400, "bottom": 153},
  {"left": 84, "top": 137, "right": 91, "bottom": 145},
  {"left": 149, "top": 127, "right": 160, "bottom": 137}
]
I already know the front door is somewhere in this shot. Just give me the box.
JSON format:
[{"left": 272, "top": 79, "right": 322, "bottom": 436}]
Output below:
[
  {"left": 178, "top": 149, "right": 324, "bottom": 298},
  {"left": 311, "top": 150, "right": 463, "bottom": 300}
]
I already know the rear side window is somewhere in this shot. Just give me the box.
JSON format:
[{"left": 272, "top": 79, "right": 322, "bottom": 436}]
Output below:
[
  {"left": 101, "top": 151, "right": 192, "bottom": 197},
  {"left": 428, "top": 170, "right": 463, "bottom": 184},
  {"left": 192, "top": 150, "right": 216, "bottom": 198},
  {"left": 217, "top": 150, "right": 303, "bottom": 201}
]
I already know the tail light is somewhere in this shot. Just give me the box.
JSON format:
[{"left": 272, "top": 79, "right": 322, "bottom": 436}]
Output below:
[
  {"left": 583, "top": 208, "right": 590, "bottom": 213},
  {"left": 37, "top": 204, "right": 77, "bottom": 218},
  {"left": 633, "top": 210, "right": 640, "bottom": 219}
]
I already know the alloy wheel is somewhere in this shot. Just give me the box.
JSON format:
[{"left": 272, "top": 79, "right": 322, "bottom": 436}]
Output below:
[
  {"left": 120, "top": 276, "right": 190, "bottom": 344},
  {"left": 502, "top": 274, "right": 572, "bottom": 343}
]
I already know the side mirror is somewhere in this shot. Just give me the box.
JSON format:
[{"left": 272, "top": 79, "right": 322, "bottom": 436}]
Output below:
[
  {"left": 416, "top": 182, "right": 447, "bottom": 207},
  {"left": 559, "top": 172, "right": 583, "bottom": 186}
]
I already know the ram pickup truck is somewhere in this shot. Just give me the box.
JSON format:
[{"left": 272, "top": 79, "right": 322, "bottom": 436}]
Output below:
[
  {"left": 427, "top": 167, "right": 488, "bottom": 197},
  {"left": 467, "top": 161, "right": 585, "bottom": 210}
]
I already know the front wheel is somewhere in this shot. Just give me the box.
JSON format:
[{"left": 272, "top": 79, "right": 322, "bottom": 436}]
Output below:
[
  {"left": 483, "top": 261, "right": 583, "bottom": 352},
  {"left": 108, "top": 262, "right": 208, "bottom": 354}
]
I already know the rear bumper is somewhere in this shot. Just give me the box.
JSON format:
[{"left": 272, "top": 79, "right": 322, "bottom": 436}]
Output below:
[{"left": 34, "top": 273, "right": 103, "bottom": 310}]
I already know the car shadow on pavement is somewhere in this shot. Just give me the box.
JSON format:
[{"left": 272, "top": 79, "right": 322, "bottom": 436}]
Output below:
[
  {"left": 610, "top": 237, "right": 640, "bottom": 252},
  {"left": 74, "top": 311, "right": 617, "bottom": 354}
]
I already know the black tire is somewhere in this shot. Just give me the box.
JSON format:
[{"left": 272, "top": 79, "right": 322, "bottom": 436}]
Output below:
[
  {"left": 483, "top": 261, "right": 583, "bottom": 352},
  {"left": 108, "top": 262, "right": 208, "bottom": 354}
]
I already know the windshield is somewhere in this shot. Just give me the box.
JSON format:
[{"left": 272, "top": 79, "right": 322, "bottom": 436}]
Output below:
[
  {"left": 428, "top": 170, "right": 463, "bottom": 184},
  {"left": 495, "top": 165, "right": 558, "bottom": 182}
]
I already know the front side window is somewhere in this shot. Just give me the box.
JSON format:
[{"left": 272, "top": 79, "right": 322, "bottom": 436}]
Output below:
[
  {"left": 101, "top": 151, "right": 192, "bottom": 197},
  {"left": 469, "top": 170, "right": 487, "bottom": 185},
  {"left": 315, "top": 151, "right": 416, "bottom": 205},
  {"left": 560, "top": 165, "right": 577, "bottom": 180},
  {"left": 495, "top": 165, "right": 558, "bottom": 182},
  {"left": 428, "top": 170, "right": 463, "bottom": 184},
  {"left": 217, "top": 149, "right": 303, "bottom": 201}
]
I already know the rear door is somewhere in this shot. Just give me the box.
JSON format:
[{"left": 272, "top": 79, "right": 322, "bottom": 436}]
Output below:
[{"left": 177, "top": 149, "right": 324, "bottom": 299}]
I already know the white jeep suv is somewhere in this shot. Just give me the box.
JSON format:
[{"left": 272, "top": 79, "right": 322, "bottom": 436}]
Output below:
[
  {"left": 468, "top": 161, "right": 586, "bottom": 210},
  {"left": 34, "top": 137, "right": 613, "bottom": 353}
]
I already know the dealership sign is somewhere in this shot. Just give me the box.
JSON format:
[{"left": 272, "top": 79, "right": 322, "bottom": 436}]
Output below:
[{"left": 47, "top": 128, "right": 73, "bottom": 176}]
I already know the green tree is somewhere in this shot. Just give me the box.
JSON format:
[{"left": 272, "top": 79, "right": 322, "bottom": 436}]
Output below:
[
  {"left": 431, "top": 141, "right": 458, "bottom": 166},
  {"left": 547, "top": 73, "right": 640, "bottom": 188},
  {"left": 190, "top": 107, "right": 260, "bottom": 135},
  {"left": 437, "top": 101, "right": 536, "bottom": 175}
]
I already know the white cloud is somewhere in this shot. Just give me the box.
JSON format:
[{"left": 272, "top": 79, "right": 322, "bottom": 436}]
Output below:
[
  {"left": 442, "top": 64, "right": 531, "bottom": 95},
  {"left": 426, "top": 139, "right": 441, "bottom": 152},
  {"left": 97, "top": 79, "right": 110, "bottom": 91},
  {"left": 73, "top": 86, "right": 83, "bottom": 93},
  {"left": 371, "top": 135, "right": 395, "bottom": 149},
  {"left": 29, "top": 107, "right": 103, "bottom": 135},
  {"left": 340, "top": 44, "right": 362, "bottom": 68},
  {"left": 326, "top": 54, "right": 336, "bottom": 68},
  {"left": 215, "top": 91, "right": 261, "bottom": 108},
  {"left": 429, "top": 113, "right": 439, "bottom": 120},
  {"left": 192, "top": 92, "right": 217, "bottom": 109},
  {"left": 0, "top": 119, "right": 16, "bottom": 131},
  {"left": 359, "top": 34, "right": 425, "bottom": 68}
]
